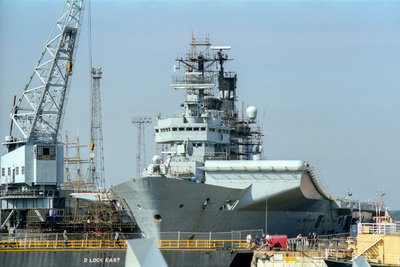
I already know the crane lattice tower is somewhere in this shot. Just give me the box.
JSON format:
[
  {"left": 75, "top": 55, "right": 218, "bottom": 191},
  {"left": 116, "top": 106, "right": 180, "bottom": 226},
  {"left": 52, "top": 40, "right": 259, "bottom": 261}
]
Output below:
[
  {"left": 132, "top": 117, "right": 151, "bottom": 177},
  {"left": 89, "top": 68, "right": 105, "bottom": 190}
]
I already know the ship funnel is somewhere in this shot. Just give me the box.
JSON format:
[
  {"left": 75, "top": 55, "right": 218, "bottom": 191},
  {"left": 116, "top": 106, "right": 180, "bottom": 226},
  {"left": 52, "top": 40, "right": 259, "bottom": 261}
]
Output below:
[{"left": 246, "top": 106, "right": 257, "bottom": 120}]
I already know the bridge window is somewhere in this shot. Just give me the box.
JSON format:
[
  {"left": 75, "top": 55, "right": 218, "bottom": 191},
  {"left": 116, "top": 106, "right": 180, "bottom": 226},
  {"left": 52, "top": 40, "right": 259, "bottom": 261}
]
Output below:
[
  {"left": 1, "top": 168, "right": 4, "bottom": 176},
  {"left": 21, "top": 166, "right": 25, "bottom": 175},
  {"left": 16, "top": 167, "right": 19, "bottom": 175}
]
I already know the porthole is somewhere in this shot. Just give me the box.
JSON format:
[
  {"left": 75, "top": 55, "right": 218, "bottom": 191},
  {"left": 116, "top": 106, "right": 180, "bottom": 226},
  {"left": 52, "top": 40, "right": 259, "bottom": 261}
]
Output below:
[{"left": 154, "top": 214, "right": 162, "bottom": 222}]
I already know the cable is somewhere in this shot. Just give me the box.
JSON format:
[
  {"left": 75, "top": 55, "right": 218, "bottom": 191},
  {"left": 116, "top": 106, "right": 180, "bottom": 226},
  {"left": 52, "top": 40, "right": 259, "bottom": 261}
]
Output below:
[{"left": 88, "top": 0, "right": 93, "bottom": 72}]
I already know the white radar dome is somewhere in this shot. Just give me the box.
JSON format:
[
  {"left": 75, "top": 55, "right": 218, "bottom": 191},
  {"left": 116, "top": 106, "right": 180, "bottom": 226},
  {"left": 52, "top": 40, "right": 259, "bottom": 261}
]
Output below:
[
  {"left": 152, "top": 155, "right": 161, "bottom": 164},
  {"left": 246, "top": 106, "right": 257, "bottom": 120}
]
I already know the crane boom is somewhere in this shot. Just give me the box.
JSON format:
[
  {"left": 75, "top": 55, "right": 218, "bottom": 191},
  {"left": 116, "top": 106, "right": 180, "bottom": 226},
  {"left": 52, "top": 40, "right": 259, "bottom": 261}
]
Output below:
[{"left": 10, "top": 0, "right": 84, "bottom": 145}]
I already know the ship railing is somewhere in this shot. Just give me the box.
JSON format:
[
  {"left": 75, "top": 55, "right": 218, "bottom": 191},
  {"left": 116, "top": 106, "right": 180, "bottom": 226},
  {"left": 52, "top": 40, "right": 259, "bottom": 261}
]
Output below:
[
  {"left": 158, "top": 239, "right": 248, "bottom": 250},
  {"left": 286, "top": 236, "right": 349, "bottom": 253},
  {"left": 0, "top": 189, "right": 58, "bottom": 198},
  {"left": 0, "top": 232, "right": 142, "bottom": 241},
  {"left": 338, "top": 199, "right": 377, "bottom": 211},
  {"left": 325, "top": 248, "right": 352, "bottom": 262},
  {"left": 357, "top": 222, "right": 397, "bottom": 235},
  {"left": 171, "top": 75, "right": 214, "bottom": 85},
  {"left": 0, "top": 239, "right": 127, "bottom": 250},
  {"left": 158, "top": 229, "right": 264, "bottom": 242},
  {"left": 204, "top": 152, "right": 229, "bottom": 161}
]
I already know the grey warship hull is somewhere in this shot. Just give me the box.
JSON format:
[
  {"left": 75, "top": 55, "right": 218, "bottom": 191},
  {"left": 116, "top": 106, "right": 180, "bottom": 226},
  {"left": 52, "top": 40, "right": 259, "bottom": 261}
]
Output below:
[{"left": 111, "top": 163, "right": 375, "bottom": 239}]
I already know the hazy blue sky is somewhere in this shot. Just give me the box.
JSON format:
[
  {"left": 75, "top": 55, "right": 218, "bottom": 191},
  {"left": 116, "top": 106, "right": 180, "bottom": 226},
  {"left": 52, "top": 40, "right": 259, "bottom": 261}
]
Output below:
[{"left": 1, "top": 0, "right": 399, "bottom": 209}]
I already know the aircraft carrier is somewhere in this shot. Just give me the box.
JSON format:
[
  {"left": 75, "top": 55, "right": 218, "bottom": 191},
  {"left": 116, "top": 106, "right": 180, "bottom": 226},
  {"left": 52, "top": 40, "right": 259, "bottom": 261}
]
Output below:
[{"left": 111, "top": 36, "right": 380, "bottom": 241}]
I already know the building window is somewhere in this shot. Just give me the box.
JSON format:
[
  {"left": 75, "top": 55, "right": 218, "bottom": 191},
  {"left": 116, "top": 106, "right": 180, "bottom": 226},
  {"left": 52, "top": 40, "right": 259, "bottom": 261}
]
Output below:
[
  {"left": 16, "top": 167, "right": 19, "bottom": 175},
  {"left": 36, "top": 145, "right": 56, "bottom": 160},
  {"left": 1, "top": 168, "right": 4, "bottom": 176},
  {"left": 43, "top": 147, "right": 50, "bottom": 155},
  {"left": 21, "top": 166, "right": 25, "bottom": 175}
]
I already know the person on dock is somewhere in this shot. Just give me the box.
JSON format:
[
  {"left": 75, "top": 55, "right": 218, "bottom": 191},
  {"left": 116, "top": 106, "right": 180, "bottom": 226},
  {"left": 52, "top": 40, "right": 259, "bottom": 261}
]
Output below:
[
  {"left": 246, "top": 233, "right": 252, "bottom": 249},
  {"left": 296, "top": 233, "right": 302, "bottom": 250},
  {"left": 114, "top": 231, "right": 120, "bottom": 247},
  {"left": 311, "top": 232, "right": 318, "bottom": 250},
  {"left": 255, "top": 234, "right": 262, "bottom": 248},
  {"left": 63, "top": 230, "right": 68, "bottom": 247},
  {"left": 307, "top": 232, "right": 312, "bottom": 248}
]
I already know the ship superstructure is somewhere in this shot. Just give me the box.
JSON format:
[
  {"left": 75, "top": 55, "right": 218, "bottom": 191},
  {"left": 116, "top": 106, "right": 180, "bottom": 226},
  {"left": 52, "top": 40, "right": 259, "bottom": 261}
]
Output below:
[
  {"left": 153, "top": 37, "right": 262, "bottom": 182},
  {"left": 111, "top": 36, "right": 380, "bottom": 240}
]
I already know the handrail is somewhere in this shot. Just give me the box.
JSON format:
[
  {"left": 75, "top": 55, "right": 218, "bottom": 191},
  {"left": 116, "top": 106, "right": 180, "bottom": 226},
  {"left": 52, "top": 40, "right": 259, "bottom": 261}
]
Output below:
[
  {"left": 0, "top": 237, "right": 352, "bottom": 252},
  {"left": 159, "top": 239, "right": 247, "bottom": 250},
  {"left": 0, "top": 238, "right": 247, "bottom": 251},
  {"left": 357, "top": 223, "right": 398, "bottom": 235}
]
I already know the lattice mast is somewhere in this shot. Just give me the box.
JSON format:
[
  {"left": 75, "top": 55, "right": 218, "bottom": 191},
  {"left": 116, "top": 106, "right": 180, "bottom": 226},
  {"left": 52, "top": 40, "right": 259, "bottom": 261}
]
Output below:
[
  {"left": 89, "top": 68, "right": 105, "bottom": 190},
  {"left": 8, "top": 0, "right": 84, "bottom": 147},
  {"left": 132, "top": 117, "right": 152, "bottom": 177}
]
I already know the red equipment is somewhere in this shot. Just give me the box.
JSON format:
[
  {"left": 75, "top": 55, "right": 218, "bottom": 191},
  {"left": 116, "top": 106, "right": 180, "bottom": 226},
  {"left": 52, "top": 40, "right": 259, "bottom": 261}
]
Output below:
[{"left": 267, "top": 235, "right": 288, "bottom": 250}]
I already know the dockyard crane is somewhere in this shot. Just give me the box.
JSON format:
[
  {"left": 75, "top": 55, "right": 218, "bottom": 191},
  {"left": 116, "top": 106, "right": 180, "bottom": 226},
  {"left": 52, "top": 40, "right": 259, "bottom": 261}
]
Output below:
[
  {"left": 0, "top": 0, "right": 84, "bottom": 228},
  {"left": 9, "top": 0, "right": 84, "bottom": 146}
]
